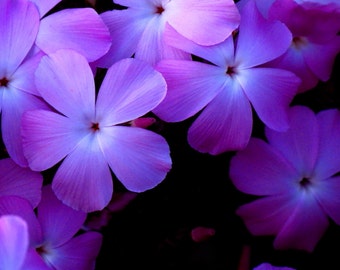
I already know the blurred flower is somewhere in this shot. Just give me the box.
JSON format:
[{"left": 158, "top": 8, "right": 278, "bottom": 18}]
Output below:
[
  {"left": 0, "top": 186, "right": 102, "bottom": 270},
  {"left": 230, "top": 106, "right": 340, "bottom": 252},
  {"left": 190, "top": 226, "right": 215, "bottom": 243},
  {"left": 0, "top": 215, "right": 29, "bottom": 270},
  {"left": 22, "top": 49, "right": 171, "bottom": 212},
  {"left": 0, "top": 158, "right": 42, "bottom": 208},
  {"left": 153, "top": 0, "right": 300, "bottom": 154},
  {"left": 94, "top": 0, "right": 240, "bottom": 67},
  {"left": 253, "top": 263, "right": 295, "bottom": 270}
]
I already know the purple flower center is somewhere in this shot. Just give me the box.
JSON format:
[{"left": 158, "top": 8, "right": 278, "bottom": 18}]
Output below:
[
  {"left": 292, "top": 36, "right": 307, "bottom": 49},
  {"left": 91, "top": 122, "right": 100, "bottom": 132},
  {"left": 155, "top": 5, "right": 165, "bottom": 14},
  {"left": 0, "top": 77, "right": 9, "bottom": 87},
  {"left": 226, "top": 66, "right": 237, "bottom": 77},
  {"left": 299, "top": 177, "right": 312, "bottom": 189}
]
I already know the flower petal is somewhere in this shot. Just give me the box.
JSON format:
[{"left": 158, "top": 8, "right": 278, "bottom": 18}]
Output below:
[
  {"left": 37, "top": 186, "right": 86, "bottom": 248},
  {"left": 52, "top": 135, "right": 113, "bottom": 212},
  {"left": 22, "top": 249, "right": 50, "bottom": 270},
  {"left": 22, "top": 109, "right": 87, "bottom": 171},
  {"left": 2, "top": 88, "right": 49, "bottom": 167},
  {"left": 0, "top": 0, "right": 39, "bottom": 76},
  {"left": 187, "top": 80, "right": 253, "bottom": 154},
  {"left": 235, "top": 0, "right": 292, "bottom": 69},
  {"left": 237, "top": 67, "right": 299, "bottom": 131},
  {"left": 35, "top": 49, "right": 95, "bottom": 120},
  {"left": 0, "top": 196, "right": 42, "bottom": 247},
  {"left": 153, "top": 60, "right": 226, "bottom": 122},
  {"left": 0, "top": 215, "right": 29, "bottom": 270},
  {"left": 99, "top": 126, "right": 171, "bottom": 192},
  {"left": 166, "top": 0, "right": 240, "bottom": 45},
  {"left": 237, "top": 194, "right": 299, "bottom": 236},
  {"left": 96, "top": 58, "right": 166, "bottom": 126},
  {"left": 29, "top": 0, "right": 61, "bottom": 17},
  {"left": 36, "top": 8, "right": 111, "bottom": 62},
  {"left": 0, "top": 158, "right": 42, "bottom": 208},
  {"left": 230, "top": 138, "right": 300, "bottom": 196},
  {"left": 44, "top": 232, "right": 102, "bottom": 270},
  {"left": 265, "top": 106, "right": 319, "bottom": 177},
  {"left": 274, "top": 194, "right": 329, "bottom": 252}
]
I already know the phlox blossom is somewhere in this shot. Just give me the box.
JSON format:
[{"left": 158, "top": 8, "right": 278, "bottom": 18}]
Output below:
[
  {"left": 0, "top": 186, "right": 102, "bottom": 270},
  {"left": 153, "top": 0, "right": 300, "bottom": 154},
  {"left": 94, "top": 0, "right": 240, "bottom": 67},
  {"left": 22, "top": 49, "right": 172, "bottom": 212},
  {"left": 230, "top": 106, "right": 340, "bottom": 252}
]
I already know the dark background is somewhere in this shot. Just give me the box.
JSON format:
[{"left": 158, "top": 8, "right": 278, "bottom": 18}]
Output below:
[{"left": 2, "top": 0, "right": 339, "bottom": 269}]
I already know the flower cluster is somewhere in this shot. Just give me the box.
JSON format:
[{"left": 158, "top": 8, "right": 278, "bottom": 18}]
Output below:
[{"left": 0, "top": 0, "right": 339, "bottom": 269}]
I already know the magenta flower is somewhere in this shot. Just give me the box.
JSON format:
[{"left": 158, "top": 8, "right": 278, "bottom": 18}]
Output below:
[
  {"left": 0, "top": 158, "right": 42, "bottom": 208},
  {"left": 253, "top": 263, "right": 295, "bottom": 270},
  {"left": 22, "top": 49, "right": 171, "bottom": 212},
  {"left": 0, "top": 215, "right": 29, "bottom": 270},
  {"left": 94, "top": 0, "right": 240, "bottom": 67},
  {"left": 153, "top": 0, "right": 300, "bottom": 154},
  {"left": 266, "top": 0, "right": 340, "bottom": 92},
  {"left": 230, "top": 105, "right": 340, "bottom": 252},
  {"left": 0, "top": 186, "right": 102, "bottom": 270}
]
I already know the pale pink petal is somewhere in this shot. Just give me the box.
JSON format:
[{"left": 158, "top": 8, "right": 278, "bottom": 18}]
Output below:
[
  {"left": 114, "top": 0, "right": 155, "bottom": 8},
  {"left": 164, "top": 24, "right": 235, "bottom": 67},
  {"left": 94, "top": 10, "right": 151, "bottom": 68},
  {"left": 235, "top": 0, "right": 292, "bottom": 69},
  {"left": 153, "top": 60, "right": 226, "bottom": 122},
  {"left": 22, "top": 110, "right": 87, "bottom": 171},
  {"left": 2, "top": 88, "right": 49, "bottom": 167},
  {"left": 274, "top": 194, "right": 329, "bottom": 252},
  {"left": 96, "top": 58, "right": 166, "bottom": 126},
  {"left": 265, "top": 106, "right": 319, "bottom": 176},
  {"left": 313, "top": 109, "right": 340, "bottom": 179},
  {"left": 0, "top": 215, "right": 29, "bottom": 270},
  {"left": 237, "top": 68, "right": 300, "bottom": 131},
  {"left": 237, "top": 194, "right": 299, "bottom": 236},
  {"left": 36, "top": 8, "right": 111, "bottom": 62},
  {"left": 230, "top": 138, "right": 300, "bottom": 196},
  {"left": 35, "top": 49, "right": 96, "bottom": 120},
  {"left": 43, "top": 232, "right": 102, "bottom": 270},
  {"left": 99, "top": 126, "right": 171, "bottom": 192},
  {"left": 37, "top": 186, "right": 86, "bottom": 248},
  {"left": 0, "top": 196, "right": 43, "bottom": 247},
  {"left": 29, "top": 0, "right": 61, "bottom": 17},
  {"left": 187, "top": 80, "right": 253, "bottom": 154},
  {"left": 0, "top": 0, "right": 39, "bottom": 75},
  {"left": 313, "top": 176, "right": 340, "bottom": 225},
  {"left": 0, "top": 158, "right": 42, "bottom": 208},
  {"left": 52, "top": 135, "right": 113, "bottom": 212},
  {"left": 166, "top": 0, "right": 240, "bottom": 45}
]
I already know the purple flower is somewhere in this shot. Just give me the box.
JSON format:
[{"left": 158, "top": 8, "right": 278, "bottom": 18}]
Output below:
[
  {"left": 253, "top": 263, "right": 295, "bottom": 270},
  {"left": 266, "top": 0, "right": 340, "bottom": 92},
  {"left": 94, "top": 0, "right": 240, "bottom": 67},
  {"left": 230, "top": 105, "right": 340, "bottom": 252},
  {"left": 0, "top": 215, "right": 29, "bottom": 270},
  {"left": 0, "top": 158, "right": 42, "bottom": 208},
  {"left": 153, "top": 0, "right": 300, "bottom": 154},
  {"left": 0, "top": 186, "right": 102, "bottom": 270},
  {"left": 22, "top": 49, "right": 171, "bottom": 212}
]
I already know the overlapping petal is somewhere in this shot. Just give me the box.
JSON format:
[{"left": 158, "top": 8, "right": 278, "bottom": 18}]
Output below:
[
  {"left": 96, "top": 58, "right": 166, "bottom": 126},
  {"left": 188, "top": 80, "right": 253, "bottom": 154},
  {"left": 99, "top": 126, "right": 171, "bottom": 192},
  {"left": 36, "top": 8, "right": 111, "bottom": 62},
  {"left": 29, "top": 0, "right": 62, "bottom": 17},
  {"left": 52, "top": 135, "right": 113, "bottom": 212}
]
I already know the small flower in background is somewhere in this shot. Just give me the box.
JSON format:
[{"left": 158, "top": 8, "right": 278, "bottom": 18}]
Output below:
[
  {"left": 253, "top": 262, "right": 295, "bottom": 270},
  {"left": 230, "top": 106, "right": 340, "bottom": 252},
  {"left": 153, "top": 0, "right": 300, "bottom": 154},
  {"left": 0, "top": 158, "right": 43, "bottom": 208},
  {"left": 22, "top": 49, "right": 172, "bottom": 212},
  {"left": 190, "top": 226, "right": 215, "bottom": 243},
  {"left": 0, "top": 215, "right": 29, "bottom": 270},
  {"left": 94, "top": 0, "right": 240, "bottom": 67},
  {"left": 0, "top": 185, "right": 102, "bottom": 270}
]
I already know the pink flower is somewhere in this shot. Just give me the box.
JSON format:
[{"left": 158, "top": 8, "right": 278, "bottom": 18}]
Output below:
[
  {"left": 0, "top": 186, "right": 102, "bottom": 270},
  {"left": 153, "top": 0, "right": 300, "bottom": 154},
  {"left": 22, "top": 49, "right": 171, "bottom": 212},
  {"left": 0, "top": 215, "right": 29, "bottom": 270},
  {"left": 94, "top": 0, "right": 240, "bottom": 67},
  {"left": 230, "top": 106, "right": 340, "bottom": 252},
  {"left": 0, "top": 158, "right": 42, "bottom": 208}
]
